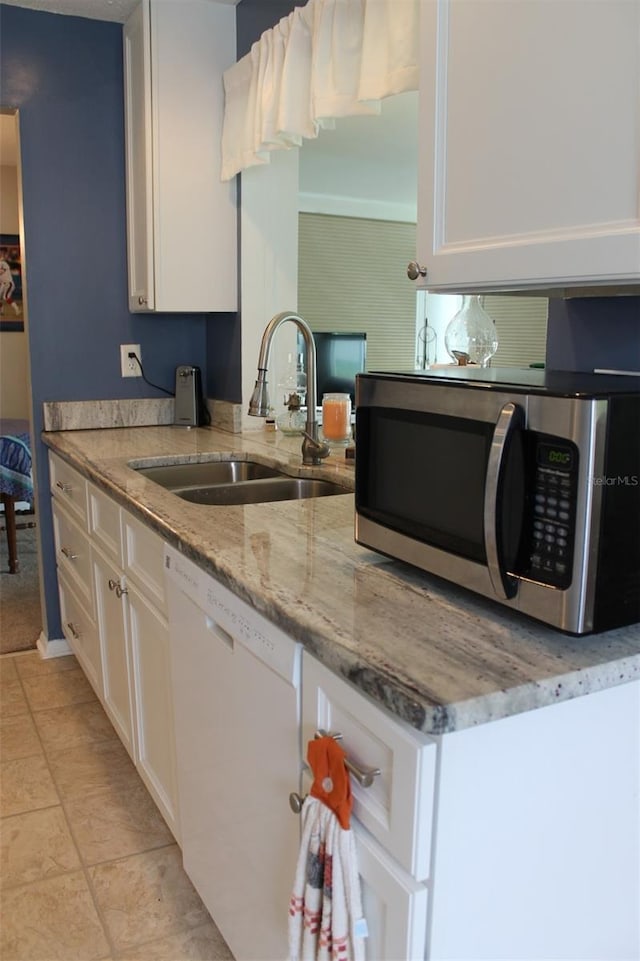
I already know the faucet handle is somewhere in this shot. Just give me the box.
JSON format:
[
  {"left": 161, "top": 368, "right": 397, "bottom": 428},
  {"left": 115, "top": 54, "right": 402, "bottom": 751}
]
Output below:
[{"left": 302, "top": 431, "right": 330, "bottom": 465}]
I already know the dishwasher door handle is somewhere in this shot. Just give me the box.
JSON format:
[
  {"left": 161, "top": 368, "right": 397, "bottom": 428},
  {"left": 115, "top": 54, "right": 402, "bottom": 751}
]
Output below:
[{"left": 205, "top": 615, "right": 235, "bottom": 651}]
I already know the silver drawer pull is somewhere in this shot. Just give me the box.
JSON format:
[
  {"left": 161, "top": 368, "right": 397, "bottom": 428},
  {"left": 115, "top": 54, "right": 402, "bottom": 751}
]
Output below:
[
  {"left": 108, "top": 578, "right": 128, "bottom": 599},
  {"left": 315, "top": 729, "right": 381, "bottom": 789},
  {"left": 56, "top": 481, "right": 72, "bottom": 493},
  {"left": 289, "top": 792, "right": 305, "bottom": 814},
  {"left": 60, "top": 546, "right": 78, "bottom": 561},
  {"left": 66, "top": 621, "right": 81, "bottom": 640},
  {"left": 108, "top": 578, "right": 118, "bottom": 591}
]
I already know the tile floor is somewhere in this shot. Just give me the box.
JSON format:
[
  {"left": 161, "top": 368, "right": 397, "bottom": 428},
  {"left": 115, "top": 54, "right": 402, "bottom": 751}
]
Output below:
[{"left": 0, "top": 650, "right": 234, "bottom": 961}]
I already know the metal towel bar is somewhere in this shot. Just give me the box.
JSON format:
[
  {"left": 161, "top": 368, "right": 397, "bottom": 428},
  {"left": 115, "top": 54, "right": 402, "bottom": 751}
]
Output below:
[
  {"left": 315, "top": 729, "right": 381, "bottom": 788},
  {"left": 289, "top": 731, "right": 381, "bottom": 813}
]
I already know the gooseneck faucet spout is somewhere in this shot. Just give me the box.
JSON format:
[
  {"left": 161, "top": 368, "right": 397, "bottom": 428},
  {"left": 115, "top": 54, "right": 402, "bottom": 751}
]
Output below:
[{"left": 248, "top": 311, "right": 330, "bottom": 466}]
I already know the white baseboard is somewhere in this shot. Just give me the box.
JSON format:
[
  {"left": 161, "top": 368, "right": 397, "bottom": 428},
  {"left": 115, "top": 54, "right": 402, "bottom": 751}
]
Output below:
[{"left": 36, "top": 632, "right": 72, "bottom": 659}]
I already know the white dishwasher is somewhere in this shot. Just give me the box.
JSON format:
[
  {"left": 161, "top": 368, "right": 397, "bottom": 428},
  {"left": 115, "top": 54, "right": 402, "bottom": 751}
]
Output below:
[{"left": 164, "top": 545, "right": 302, "bottom": 961}]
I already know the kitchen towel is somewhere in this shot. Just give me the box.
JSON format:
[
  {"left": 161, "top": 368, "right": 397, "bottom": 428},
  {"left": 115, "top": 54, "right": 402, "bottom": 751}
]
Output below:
[
  {"left": 288, "top": 795, "right": 366, "bottom": 961},
  {"left": 308, "top": 734, "right": 353, "bottom": 830}
]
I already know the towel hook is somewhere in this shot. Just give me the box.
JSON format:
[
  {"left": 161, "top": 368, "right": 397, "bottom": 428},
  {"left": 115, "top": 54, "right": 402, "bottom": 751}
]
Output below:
[{"left": 315, "top": 729, "right": 381, "bottom": 789}]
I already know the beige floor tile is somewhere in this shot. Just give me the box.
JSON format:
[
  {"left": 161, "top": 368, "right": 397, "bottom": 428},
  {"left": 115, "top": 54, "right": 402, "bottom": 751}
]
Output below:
[
  {"left": 14, "top": 651, "right": 79, "bottom": 678},
  {"left": 65, "top": 778, "right": 173, "bottom": 865},
  {"left": 0, "top": 805, "right": 81, "bottom": 887},
  {"left": 116, "top": 921, "right": 234, "bottom": 961},
  {"left": 0, "top": 754, "right": 59, "bottom": 817},
  {"left": 0, "top": 675, "right": 28, "bottom": 717},
  {"left": 48, "top": 737, "right": 137, "bottom": 801},
  {"left": 0, "top": 869, "right": 111, "bottom": 961},
  {"left": 89, "top": 845, "right": 210, "bottom": 951},
  {"left": 33, "top": 698, "right": 117, "bottom": 752},
  {"left": 0, "top": 710, "right": 43, "bottom": 761},
  {"left": 22, "top": 666, "right": 97, "bottom": 712},
  {"left": 0, "top": 656, "right": 19, "bottom": 681}
]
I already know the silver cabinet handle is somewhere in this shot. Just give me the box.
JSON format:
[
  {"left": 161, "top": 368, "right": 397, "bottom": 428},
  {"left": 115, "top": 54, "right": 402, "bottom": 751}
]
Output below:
[
  {"left": 316, "top": 729, "right": 381, "bottom": 788},
  {"left": 56, "top": 481, "right": 72, "bottom": 493},
  {"left": 108, "top": 578, "right": 128, "bottom": 598},
  {"left": 138, "top": 295, "right": 148, "bottom": 306},
  {"left": 60, "top": 546, "right": 78, "bottom": 561},
  {"left": 289, "top": 792, "right": 305, "bottom": 814},
  {"left": 407, "top": 261, "right": 427, "bottom": 281},
  {"left": 66, "top": 621, "right": 80, "bottom": 640}
]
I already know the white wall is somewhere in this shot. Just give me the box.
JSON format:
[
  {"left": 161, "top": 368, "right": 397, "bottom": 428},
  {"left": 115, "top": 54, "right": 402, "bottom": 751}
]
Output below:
[{"left": 0, "top": 162, "right": 30, "bottom": 420}]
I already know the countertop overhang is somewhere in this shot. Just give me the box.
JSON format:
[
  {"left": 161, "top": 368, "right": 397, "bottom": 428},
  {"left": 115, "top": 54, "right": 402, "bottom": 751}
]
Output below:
[{"left": 43, "top": 424, "right": 640, "bottom": 736}]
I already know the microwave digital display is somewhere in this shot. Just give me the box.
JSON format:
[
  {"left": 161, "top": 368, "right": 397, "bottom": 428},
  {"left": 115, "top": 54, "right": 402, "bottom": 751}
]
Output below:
[{"left": 537, "top": 442, "right": 576, "bottom": 472}]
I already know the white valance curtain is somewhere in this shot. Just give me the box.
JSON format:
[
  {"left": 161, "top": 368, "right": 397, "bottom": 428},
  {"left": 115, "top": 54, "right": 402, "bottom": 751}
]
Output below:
[{"left": 221, "top": 0, "right": 420, "bottom": 181}]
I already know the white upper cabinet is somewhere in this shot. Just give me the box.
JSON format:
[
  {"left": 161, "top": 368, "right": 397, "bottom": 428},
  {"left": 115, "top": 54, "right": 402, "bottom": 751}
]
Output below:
[
  {"left": 123, "top": 0, "right": 237, "bottom": 312},
  {"left": 415, "top": 0, "right": 640, "bottom": 292}
]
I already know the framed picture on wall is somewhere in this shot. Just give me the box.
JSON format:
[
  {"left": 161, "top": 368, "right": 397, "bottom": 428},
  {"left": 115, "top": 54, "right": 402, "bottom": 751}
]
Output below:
[{"left": 0, "top": 234, "right": 24, "bottom": 331}]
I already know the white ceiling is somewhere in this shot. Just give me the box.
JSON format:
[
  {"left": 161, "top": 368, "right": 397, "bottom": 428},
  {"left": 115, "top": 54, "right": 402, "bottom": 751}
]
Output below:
[{"left": 0, "top": 0, "right": 239, "bottom": 22}]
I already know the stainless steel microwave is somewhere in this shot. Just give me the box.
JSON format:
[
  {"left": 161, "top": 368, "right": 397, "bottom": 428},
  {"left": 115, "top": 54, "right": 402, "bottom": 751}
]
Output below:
[{"left": 355, "top": 368, "right": 640, "bottom": 634}]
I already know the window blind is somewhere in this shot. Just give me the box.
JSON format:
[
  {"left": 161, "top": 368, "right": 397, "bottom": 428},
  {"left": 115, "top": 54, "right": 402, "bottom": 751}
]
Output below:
[
  {"left": 298, "top": 213, "right": 417, "bottom": 373},
  {"left": 482, "top": 295, "right": 548, "bottom": 368}
]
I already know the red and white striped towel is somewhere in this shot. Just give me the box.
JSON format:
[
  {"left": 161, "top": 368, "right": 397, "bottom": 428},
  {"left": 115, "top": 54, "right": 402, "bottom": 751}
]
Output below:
[{"left": 288, "top": 796, "right": 366, "bottom": 961}]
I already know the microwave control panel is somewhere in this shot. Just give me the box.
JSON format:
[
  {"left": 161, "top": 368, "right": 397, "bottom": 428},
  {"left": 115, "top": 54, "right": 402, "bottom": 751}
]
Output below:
[{"left": 524, "top": 440, "right": 578, "bottom": 589}]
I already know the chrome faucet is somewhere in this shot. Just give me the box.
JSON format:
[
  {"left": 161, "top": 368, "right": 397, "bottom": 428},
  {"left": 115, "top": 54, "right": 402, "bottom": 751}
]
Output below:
[{"left": 248, "top": 311, "right": 330, "bottom": 466}]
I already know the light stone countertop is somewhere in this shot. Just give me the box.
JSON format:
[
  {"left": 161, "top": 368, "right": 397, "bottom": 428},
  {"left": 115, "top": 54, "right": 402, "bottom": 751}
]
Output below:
[{"left": 43, "top": 424, "right": 640, "bottom": 736}]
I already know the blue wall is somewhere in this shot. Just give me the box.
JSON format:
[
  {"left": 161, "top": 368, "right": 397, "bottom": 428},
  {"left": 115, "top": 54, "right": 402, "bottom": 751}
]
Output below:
[
  {"left": 0, "top": 3, "right": 234, "bottom": 639},
  {"left": 546, "top": 296, "right": 640, "bottom": 372}
]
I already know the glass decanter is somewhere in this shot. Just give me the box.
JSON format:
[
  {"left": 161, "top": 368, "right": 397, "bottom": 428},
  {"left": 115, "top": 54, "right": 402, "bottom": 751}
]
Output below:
[{"left": 444, "top": 295, "right": 498, "bottom": 367}]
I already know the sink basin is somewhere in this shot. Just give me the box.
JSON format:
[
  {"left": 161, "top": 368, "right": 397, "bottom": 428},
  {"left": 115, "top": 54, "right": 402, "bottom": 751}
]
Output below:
[
  {"left": 134, "top": 459, "right": 283, "bottom": 490},
  {"left": 132, "top": 458, "right": 351, "bottom": 504},
  {"left": 177, "top": 477, "right": 350, "bottom": 505}
]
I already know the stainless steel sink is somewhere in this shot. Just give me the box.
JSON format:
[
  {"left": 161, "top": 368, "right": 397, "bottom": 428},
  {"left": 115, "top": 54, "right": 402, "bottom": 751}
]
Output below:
[
  {"left": 177, "top": 477, "right": 350, "bottom": 505},
  {"left": 135, "top": 460, "right": 283, "bottom": 490},
  {"left": 132, "top": 458, "right": 351, "bottom": 504}
]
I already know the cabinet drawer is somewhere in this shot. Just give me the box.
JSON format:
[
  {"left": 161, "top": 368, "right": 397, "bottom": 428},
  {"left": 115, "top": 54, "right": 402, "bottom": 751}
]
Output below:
[
  {"left": 49, "top": 453, "right": 88, "bottom": 529},
  {"left": 58, "top": 568, "right": 102, "bottom": 698},
  {"left": 122, "top": 509, "right": 166, "bottom": 614},
  {"left": 302, "top": 654, "right": 437, "bottom": 881},
  {"left": 52, "top": 501, "right": 93, "bottom": 612}
]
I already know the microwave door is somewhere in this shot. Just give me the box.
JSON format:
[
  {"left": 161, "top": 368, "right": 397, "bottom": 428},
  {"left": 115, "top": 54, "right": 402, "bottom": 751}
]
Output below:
[{"left": 484, "top": 402, "right": 526, "bottom": 600}]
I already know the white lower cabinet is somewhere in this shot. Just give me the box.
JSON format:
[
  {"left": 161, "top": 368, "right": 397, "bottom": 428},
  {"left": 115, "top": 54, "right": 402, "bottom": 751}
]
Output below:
[
  {"left": 49, "top": 453, "right": 180, "bottom": 842},
  {"left": 302, "top": 653, "right": 435, "bottom": 960},
  {"left": 88, "top": 485, "right": 180, "bottom": 840}
]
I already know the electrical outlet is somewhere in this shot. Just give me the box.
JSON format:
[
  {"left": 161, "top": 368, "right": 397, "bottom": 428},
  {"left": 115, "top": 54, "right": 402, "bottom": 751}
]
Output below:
[{"left": 120, "top": 344, "right": 141, "bottom": 378}]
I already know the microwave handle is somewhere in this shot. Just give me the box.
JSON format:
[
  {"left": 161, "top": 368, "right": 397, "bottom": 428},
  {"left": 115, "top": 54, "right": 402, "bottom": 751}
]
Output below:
[{"left": 484, "top": 402, "right": 523, "bottom": 600}]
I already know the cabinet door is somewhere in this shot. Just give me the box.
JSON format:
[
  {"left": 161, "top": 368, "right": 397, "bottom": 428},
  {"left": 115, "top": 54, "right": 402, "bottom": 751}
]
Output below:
[
  {"left": 416, "top": 0, "right": 640, "bottom": 291},
  {"left": 92, "top": 547, "right": 136, "bottom": 760},
  {"left": 123, "top": 0, "right": 154, "bottom": 311},
  {"left": 126, "top": 582, "right": 179, "bottom": 840},
  {"left": 356, "top": 822, "right": 428, "bottom": 961},
  {"left": 123, "top": 0, "right": 237, "bottom": 312}
]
